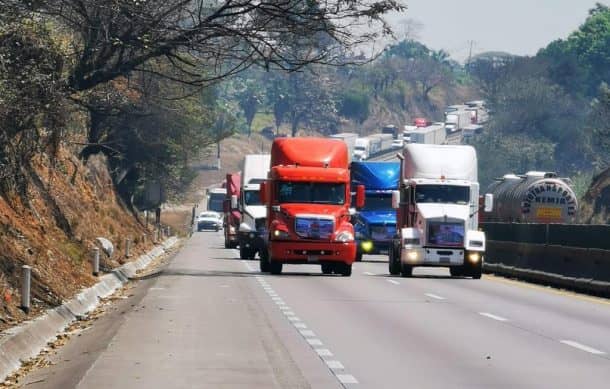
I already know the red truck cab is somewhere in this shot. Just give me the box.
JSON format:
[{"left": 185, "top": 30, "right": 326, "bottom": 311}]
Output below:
[
  {"left": 223, "top": 172, "right": 241, "bottom": 248},
  {"left": 260, "top": 138, "right": 364, "bottom": 276}
]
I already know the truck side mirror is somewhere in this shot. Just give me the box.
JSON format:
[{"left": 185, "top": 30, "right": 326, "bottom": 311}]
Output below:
[
  {"left": 259, "top": 181, "right": 267, "bottom": 204},
  {"left": 392, "top": 190, "right": 400, "bottom": 209},
  {"left": 355, "top": 185, "right": 365, "bottom": 209},
  {"left": 230, "top": 195, "right": 238, "bottom": 210},
  {"left": 484, "top": 193, "right": 493, "bottom": 212}
]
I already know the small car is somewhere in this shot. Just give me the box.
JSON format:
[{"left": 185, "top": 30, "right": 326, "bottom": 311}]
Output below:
[
  {"left": 197, "top": 211, "right": 223, "bottom": 231},
  {"left": 392, "top": 139, "right": 404, "bottom": 148}
]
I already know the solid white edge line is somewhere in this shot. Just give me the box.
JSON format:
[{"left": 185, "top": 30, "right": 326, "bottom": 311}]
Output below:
[
  {"left": 479, "top": 312, "right": 508, "bottom": 322},
  {"left": 387, "top": 279, "right": 400, "bottom": 285},
  {"left": 560, "top": 340, "right": 606, "bottom": 355},
  {"left": 425, "top": 293, "right": 446, "bottom": 300}
]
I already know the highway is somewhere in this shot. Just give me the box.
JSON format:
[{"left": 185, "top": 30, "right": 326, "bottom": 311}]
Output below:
[{"left": 23, "top": 230, "right": 610, "bottom": 388}]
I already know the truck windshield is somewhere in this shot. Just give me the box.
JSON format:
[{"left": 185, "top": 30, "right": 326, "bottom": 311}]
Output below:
[
  {"left": 278, "top": 182, "right": 345, "bottom": 205},
  {"left": 244, "top": 190, "right": 261, "bottom": 206},
  {"left": 355, "top": 146, "right": 365, "bottom": 151},
  {"left": 207, "top": 194, "right": 224, "bottom": 212},
  {"left": 363, "top": 193, "right": 392, "bottom": 210},
  {"left": 415, "top": 185, "right": 469, "bottom": 205}
]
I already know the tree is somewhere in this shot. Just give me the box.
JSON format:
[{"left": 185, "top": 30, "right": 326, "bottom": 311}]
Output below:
[
  {"left": 235, "top": 81, "right": 263, "bottom": 137},
  {"left": 4, "top": 0, "right": 403, "bottom": 93},
  {"left": 588, "top": 82, "right": 610, "bottom": 169}
]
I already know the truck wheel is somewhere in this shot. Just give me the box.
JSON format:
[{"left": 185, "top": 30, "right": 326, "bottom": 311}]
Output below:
[
  {"left": 469, "top": 261, "right": 482, "bottom": 279},
  {"left": 388, "top": 244, "right": 401, "bottom": 275},
  {"left": 400, "top": 263, "right": 413, "bottom": 278},
  {"left": 259, "top": 249, "right": 270, "bottom": 272},
  {"left": 339, "top": 263, "right": 352, "bottom": 277},
  {"left": 321, "top": 264, "right": 333, "bottom": 275},
  {"left": 449, "top": 267, "right": 463, "bottom": 277},
  {"left": 355, "top": 251, "right": 363, "bottom": 262},
  {"left": 269, "top": 261, "right": 283, "bottom": 275},
  {"left": 239, "top": 246, "right": 250, "bottom": 260}
]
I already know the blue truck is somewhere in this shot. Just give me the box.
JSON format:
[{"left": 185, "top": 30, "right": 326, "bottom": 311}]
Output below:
[{"left": 351, "top": 161, "right": 400, "bottom": 261}]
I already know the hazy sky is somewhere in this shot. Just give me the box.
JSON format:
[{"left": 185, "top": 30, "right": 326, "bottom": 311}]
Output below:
[{"left": 387, "top": 0, "right": 607, "bottom": 62}]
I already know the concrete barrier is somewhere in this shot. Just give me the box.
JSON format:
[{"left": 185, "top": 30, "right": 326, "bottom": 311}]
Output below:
[
  {"left": 0, "top": 237, "right": 179, "bottom": 383},
  {"left": 484, "top": 240, "right": 610, "bottom": 297}
]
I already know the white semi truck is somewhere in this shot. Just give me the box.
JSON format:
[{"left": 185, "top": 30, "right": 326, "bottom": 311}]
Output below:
[
  {"left": 445, "top": 109, "right": 472, "bottom": 133},
  {"left": 237, "top": 154, "right": 271, "bottom": 259},
  {"left": 388, "top": 144, "right": 493, "bottom": 278}
]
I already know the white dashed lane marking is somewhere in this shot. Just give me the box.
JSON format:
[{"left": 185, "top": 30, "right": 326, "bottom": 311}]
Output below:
[
  {"left": 425, "top": 293, "right": 446, "bottom": 300},
  {"left": 479, "top": 312, "right": 508, "bottom": 322},
  {"left": 362, "top": 272, "right": 375, "bottom": 276},
  {"left": 250, "top": 265, "right": 357, "bottom": 385},
  {"left": 560, "top": 340, "right": 606, "bottom": 355},
  {"left": 387, "top": 280, "right": 400, "bottom": 285}
]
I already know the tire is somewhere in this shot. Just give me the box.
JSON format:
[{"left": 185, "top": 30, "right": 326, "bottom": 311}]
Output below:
[
  {"left": 269, "top": 260, "right": 283, "bottom": 275},
  {"left": 469, "top": 261, "right": 482, "bottom": 279},
  {"left": 239, "top": 246, "right": 250, "bottom": 260},
  {"left": 259, "top": 249, "right": 270, "bottom": 272},
  {"left": 449, "top": 266, "right": 463, "bottom": 277},
  {"left": 321, "top": 264, "right": 333, "bottom": 275},
  {"left": 355, "top": 251, "right": 363, "bottom": 262},
  {"left": 339, "top": 263, "right": 352, "bottom": 277},
  {"left": 400, "top": 263, "right": 413, "bottom": 278},
  {"left": 388, "top": 244, "right": 401, "bottom": 275}
]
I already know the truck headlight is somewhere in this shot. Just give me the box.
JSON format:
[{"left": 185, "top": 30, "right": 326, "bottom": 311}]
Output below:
[
  {"left": 468, "top": 252, "right": 481, "bottom": 263},
  {"left": 335, "top": 231, "right": 354, "bottom": 242},
  {"left": 406, "top": 250, "right": 419, "bottom": 262},
  {"left": 273, "top": 229, "right": 290, "bottom": 239}
]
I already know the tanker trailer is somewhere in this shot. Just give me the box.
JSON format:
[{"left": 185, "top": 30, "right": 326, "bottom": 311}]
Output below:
[{"left": 483, "top": 171, "right": 577, "bottom": 223}]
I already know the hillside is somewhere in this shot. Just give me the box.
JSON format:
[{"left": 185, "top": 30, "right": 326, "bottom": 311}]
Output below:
[{"left": 0, "top": 149, "right": 153, "bottom": 330}]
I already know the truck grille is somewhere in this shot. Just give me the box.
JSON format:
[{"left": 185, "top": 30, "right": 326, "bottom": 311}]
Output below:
[
  {"left": 370, "top": 225, "right": 396, "bottom": 241},
  {"left": 427, "top": 221, "right": 464, "bottom": 246},
  {"left": 255, "top": 218, "right": 266, "bottom": 234},
  {"left": 295, "top": 217, "right": 334, "bottom": 240}
]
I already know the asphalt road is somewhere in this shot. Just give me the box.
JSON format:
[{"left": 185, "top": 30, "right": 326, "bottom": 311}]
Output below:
[{"left": 23, "top": 230, "right": 610, "bottom": 388}]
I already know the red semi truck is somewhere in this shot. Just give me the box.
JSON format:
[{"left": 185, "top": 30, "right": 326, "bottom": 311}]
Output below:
[
  {"left": 259, "top": 137, "right": 364, "bottom": 276},
  {"left": 223, "top": 172, "right": 241, "bottom": 249}
]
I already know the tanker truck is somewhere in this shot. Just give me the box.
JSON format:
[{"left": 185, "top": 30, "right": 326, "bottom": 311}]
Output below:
[
  {"left": 388, "top": 144, "right": 493, "bottom": 278},
  {"left": 259, "top": 137, "right": 365, "bottom": 276},
  {"left": 483, "top": 171, "right": 577, "bottom": 223}
]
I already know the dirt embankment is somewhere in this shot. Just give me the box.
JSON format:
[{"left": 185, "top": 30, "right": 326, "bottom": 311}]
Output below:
[{"left": 0, "top": 149, "right": 153, "bottom": 331}]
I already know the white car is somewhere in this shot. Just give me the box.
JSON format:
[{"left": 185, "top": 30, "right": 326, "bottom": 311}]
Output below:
[
  {"left": 392, "top": 139, "right": 404, "bottom": 148},
  {"left": 197, "top": 211, "right": 223, "bottom": 231}
]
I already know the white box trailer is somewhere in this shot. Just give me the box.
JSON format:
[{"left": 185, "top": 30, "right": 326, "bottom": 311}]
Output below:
[
  {"left": 330, "top": 132, "right": 358, "bottom": 161},
  {"left": 445, "top": 110, "right": 472, "bottom": 133},
  {"left": 369, "top": 133, "right": 393, "bottom": 153},
  {"left": 410, "top": 123, "right": 446, "bottom": 145}
]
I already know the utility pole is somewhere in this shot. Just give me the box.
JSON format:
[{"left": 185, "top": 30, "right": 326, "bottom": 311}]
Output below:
[{"left": 467, "top": 40, "right": 475, "bottom": 68}]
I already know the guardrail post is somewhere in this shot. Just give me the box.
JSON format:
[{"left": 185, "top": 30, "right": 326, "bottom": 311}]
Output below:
[
  {"left": 166, "top": 226, "right": 171, "bottom": 237},
  {"left": 125, "top": 238, "right": 132, "bottom": 258},
  {"left": 92, "top": 247, "right": 100, "bottom": 276},
  {"left": 21, "top": 265, "right": 31, "bottom": 314},
  {"left": 142, "top": 233, "right": 147, "bottom": 245}
]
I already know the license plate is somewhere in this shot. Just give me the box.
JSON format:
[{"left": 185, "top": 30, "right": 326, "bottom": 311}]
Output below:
[
  {"left": 307, "top": 255, "right": 319, "bottom": 263},
  {"left": 439, "top": 256, "right": 450, "bottom": 263}
]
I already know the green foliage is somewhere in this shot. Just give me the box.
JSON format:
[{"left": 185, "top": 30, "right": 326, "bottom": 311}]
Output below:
[
  {"left": 338, "top": 88, "right": 370, "bottom": 124},
  {"left": 588, "top": 82, "right": 610, "bottom": 169},
  {"left": 472, "top": 133, "right": 556, "bottom": 189},
  {"left": 539, "top": 3, "right": 610, "bottom": 97},
  {"left": 0, "top": 20, "right": 66, "bottom": 195}
]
